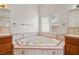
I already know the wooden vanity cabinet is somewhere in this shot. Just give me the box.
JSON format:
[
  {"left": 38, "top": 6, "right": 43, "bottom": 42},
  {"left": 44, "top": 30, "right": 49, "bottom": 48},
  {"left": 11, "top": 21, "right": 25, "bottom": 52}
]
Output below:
[
  {"left": 65, "top": 35, "right": 79, "bottom": 55},
  {"left": 0, "top": 35, "right": 13, "bottom": 55}
]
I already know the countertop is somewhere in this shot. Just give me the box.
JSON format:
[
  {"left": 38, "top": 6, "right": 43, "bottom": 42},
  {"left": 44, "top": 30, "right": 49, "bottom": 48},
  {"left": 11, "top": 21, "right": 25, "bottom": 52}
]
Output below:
[
  {"left": 0, "top": 33, "right": 12, "bottom": 38},
  {"left": 66, "top": 34, "right": 79, "bottom": 38},
  {"left": 0, "top": 28, "right": 12, "bottom": 38}
]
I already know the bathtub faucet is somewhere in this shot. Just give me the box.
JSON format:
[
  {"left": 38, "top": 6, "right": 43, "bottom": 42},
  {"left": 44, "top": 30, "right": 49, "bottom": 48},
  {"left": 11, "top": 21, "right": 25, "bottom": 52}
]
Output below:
[{"left": 26, "top": 41, "right": 30, "bottom": 45}]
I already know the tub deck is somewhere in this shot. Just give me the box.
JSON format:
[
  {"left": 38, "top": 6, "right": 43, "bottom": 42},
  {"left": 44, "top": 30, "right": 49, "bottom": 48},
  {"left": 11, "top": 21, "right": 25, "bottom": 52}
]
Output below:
[{"left": 14, "top": 36, "right": 64, "bottom": 49}]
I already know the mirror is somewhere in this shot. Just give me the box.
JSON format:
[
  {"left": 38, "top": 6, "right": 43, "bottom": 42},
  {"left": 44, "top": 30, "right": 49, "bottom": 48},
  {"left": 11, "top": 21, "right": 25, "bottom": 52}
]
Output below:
[
  {"left": 0, "top": 8, "right": 11, "bottom": 34},
  {"left": 68, "top": 8, "right": 79, "bottom": 35}
]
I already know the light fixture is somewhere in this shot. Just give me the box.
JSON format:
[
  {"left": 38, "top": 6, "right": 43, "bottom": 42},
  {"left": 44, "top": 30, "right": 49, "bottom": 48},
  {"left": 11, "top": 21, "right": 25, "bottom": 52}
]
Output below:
[
  {"left": 69, "top": 4, "right": 79, "bottom": 12},
  {"left": 76, "top": 4, "right": 79, "bottom": 8},
  {"left": 0, "top": 4, "right": 8, "bottom": 9}
]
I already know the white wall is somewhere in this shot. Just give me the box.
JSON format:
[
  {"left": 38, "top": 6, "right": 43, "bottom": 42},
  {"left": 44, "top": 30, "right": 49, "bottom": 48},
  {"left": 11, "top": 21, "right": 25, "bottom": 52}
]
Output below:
[
  {"left": 40, "top": 4, "right": 73, "bottom": 34},
  {"left": 7, "top": 4, "right": 75, "bottom": 44},
  {"left": 8, "top": 4, "right": 74, "bottom": 34},
  {"left": 8, "top": 4, "right": 39, "bottom": 34}
]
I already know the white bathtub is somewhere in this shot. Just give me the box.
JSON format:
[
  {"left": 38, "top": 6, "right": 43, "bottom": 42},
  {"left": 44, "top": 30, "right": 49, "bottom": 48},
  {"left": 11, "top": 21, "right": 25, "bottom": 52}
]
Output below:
[{"left": 14, "top": 35, "right": 64, "bottom": 55}]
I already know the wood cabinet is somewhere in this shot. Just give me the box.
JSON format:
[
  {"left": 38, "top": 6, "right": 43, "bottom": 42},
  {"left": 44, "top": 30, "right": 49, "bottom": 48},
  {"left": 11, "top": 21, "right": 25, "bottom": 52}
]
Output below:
[
  {"left": 0, "top": 6, "right": 13, "bottom": 55},
  {"left": 0, "top": 35, "right": 13, "bottom": 55},
  {"left": 65, "top": 35, "right": 79, "bottom": 55}
]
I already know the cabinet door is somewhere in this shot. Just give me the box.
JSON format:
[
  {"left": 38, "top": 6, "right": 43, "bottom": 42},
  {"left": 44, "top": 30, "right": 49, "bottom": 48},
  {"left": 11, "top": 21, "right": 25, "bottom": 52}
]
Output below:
[
  {"left": 3, "top": 51, "right": 13, "bottom": 55},
  {"left": 65, "top": 43, "right": 79, "bottom": 55},
  {"left": 0, "top": 42, "right": 12, "bottom": 54},
  {"left": 0, "top": 37, "right": 12, "bottom": 44}
]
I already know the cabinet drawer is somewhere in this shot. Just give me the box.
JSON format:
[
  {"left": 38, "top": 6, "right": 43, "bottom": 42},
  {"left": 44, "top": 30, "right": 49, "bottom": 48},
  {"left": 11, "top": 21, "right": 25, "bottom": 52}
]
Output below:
[
  {"left": 65, "top": 38, "right": 79, "bottom": 45},
  {"left": 0, "top": 37, "right": 12, "bottom": 44},
  {"left": 3, "top": 51, "right": 13, "bottom": 55},
  {"left": 0, "top": 48, "right": 12, "bottom": 55},
  {"left": 65, "top": 44, "right": 79, "bottom": 55},
  {"left": 0, "top": 42, "right": 12, "bottom": 54}
]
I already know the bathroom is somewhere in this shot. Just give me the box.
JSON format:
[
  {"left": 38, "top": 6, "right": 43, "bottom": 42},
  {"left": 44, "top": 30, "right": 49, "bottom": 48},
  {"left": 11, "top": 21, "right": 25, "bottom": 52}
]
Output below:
[{"left": 0, "top": 4, "right": 79, "bottom": 55}]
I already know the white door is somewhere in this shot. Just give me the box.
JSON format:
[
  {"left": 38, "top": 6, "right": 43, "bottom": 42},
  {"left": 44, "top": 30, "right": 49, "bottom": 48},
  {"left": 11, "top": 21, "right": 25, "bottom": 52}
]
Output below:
[{"left": 41, "top": 16, "right": 50, "bottom": 32}]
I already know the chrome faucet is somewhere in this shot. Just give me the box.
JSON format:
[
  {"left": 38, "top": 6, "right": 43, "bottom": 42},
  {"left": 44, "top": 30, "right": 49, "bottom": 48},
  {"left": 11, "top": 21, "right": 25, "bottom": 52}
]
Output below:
[{"left": 26, "top": 41, "right": 30, "bottom": 45}]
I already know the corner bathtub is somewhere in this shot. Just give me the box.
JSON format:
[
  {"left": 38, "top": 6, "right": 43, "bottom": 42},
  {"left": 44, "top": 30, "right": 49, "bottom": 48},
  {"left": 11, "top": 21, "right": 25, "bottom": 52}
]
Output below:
[{"left": 14, "top": 35, "right": 64, "bottom": 55}]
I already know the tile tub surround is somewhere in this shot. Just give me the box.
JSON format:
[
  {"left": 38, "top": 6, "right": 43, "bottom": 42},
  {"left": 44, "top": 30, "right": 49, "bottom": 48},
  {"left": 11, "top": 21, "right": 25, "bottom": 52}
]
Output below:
[
  {"left": 14, "top": 35, "right": 64, "bottom": 49},
  {"left": 15, "top": 36, "right": 62, "bottom": 46},
  {"left": 13, "top": 32, "right": 65, "bottom": 55},
  {"left": 14, "top": 40, "right": 64, "bottom": 55},
  {"left": 39, "top": 32, "right": 65, "bottom": 41},
  {"left": 12, "top": 32, "right": 65, "bottom": 41},
  {"left": 12, "top": 32, "right": 38, "bottom": 40},
  {"left": 14, "top": 48, "right": 64, "bottom": 55},
  {"left": 13, "top": 35, "right": 64, "bottom": 55},
  {"left": 13, "top": 32, "right": 65, "bottom": 47},
  {"left": 14, "top": 41, "right": 64, "bottom": 49},
  {"left": 12, "top": 32, "right": 38, "bottom": 44},
  {"left": 14, "top": 38, "right": 64, "bottom": 55}
]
